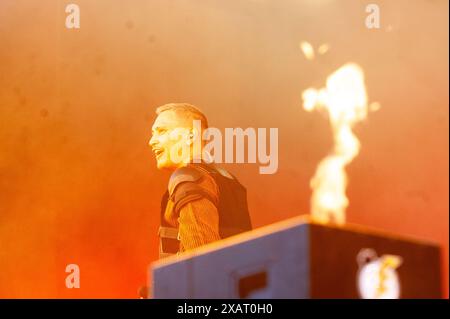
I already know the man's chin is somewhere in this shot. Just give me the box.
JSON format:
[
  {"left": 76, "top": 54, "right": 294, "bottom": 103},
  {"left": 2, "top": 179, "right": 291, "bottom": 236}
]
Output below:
[{"left": 156, "top": 161, "right": 176, "bottom": 171}]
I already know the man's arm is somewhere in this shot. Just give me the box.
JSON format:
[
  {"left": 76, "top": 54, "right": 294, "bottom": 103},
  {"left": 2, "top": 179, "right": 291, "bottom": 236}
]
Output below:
[
  {"left": 168, "top": 166, "right": 221, "bottom": 252},
  {"left": 177, "top": 198, "right": 221, "bottom": 252}
]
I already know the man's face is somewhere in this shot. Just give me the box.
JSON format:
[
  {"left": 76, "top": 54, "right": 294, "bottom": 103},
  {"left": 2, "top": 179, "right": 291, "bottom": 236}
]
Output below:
[{"left": 149, "top": 110, "right": 192, "bottom": 170}]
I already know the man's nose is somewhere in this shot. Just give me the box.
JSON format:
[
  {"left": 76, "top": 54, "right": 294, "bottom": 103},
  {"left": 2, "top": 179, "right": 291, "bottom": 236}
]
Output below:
[{"left": 149, "top": 135, "right": 157, "bottom": 147}]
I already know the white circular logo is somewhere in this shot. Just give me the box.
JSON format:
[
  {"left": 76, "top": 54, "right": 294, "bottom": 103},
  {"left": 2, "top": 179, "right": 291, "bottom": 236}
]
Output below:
[{"left": 356, "top": 249, "right": 403, "bottom": 299}]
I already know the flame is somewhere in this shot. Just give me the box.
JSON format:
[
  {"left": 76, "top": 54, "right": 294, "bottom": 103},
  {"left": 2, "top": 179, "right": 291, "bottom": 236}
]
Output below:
[
  {"left": 300, "top": 42, "right": 330, "bottom": 60},
  {"left": 317, "top": 43, "right": 330, "bottom": 55},
  {"left": 302, "top": 63, "right": 369, "bottom": 224},
  {"left": 300, "top": 41, "right": 315, "bottom": 60}
]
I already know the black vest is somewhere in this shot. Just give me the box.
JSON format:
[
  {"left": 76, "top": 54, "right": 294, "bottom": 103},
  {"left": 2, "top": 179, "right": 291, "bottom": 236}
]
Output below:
[{"left": 158, "top": 164, "right": 252, "bottom": 257}]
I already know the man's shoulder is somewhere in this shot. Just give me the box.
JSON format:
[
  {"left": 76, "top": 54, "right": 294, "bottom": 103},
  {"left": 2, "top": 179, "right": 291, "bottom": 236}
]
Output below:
[{"left": 168, "top": 164, "right": 216, "bottom": 196}]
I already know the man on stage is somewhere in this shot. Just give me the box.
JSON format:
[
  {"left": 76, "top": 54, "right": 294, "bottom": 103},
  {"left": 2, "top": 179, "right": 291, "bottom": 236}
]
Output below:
[{"left": 149, "top": 103, "right": 252, "bottom": 258}]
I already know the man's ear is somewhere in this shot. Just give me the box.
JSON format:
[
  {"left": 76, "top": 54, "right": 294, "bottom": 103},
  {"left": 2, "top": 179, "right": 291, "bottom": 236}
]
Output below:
[
  {"left": 185, "top": 128, "right": 194, "bottom": 145},
  {"left": 191, "top": 127, "right": 199, "bottom": 140}
]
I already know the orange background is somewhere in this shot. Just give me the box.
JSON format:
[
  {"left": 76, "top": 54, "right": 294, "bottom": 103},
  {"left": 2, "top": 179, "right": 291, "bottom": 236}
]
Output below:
[{"left": 0, "top": 0, "right": 448, "bottom": 298}]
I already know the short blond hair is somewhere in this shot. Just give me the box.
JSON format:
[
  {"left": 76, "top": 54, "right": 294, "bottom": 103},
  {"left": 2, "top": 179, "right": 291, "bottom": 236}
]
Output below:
[{"left": 156, "top": 103, "right": 209, "bottom": 129}]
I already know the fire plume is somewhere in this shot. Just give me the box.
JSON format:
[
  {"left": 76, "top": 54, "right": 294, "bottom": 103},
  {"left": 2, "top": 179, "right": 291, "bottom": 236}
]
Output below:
[{"left": 302, "top": 63, "right": 371, "bottom": 225}]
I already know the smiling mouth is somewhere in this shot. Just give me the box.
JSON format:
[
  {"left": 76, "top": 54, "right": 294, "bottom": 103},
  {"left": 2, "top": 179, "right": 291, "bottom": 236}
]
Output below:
[{"left": 153, "top": 148, "right": 164, "bottom": 158}]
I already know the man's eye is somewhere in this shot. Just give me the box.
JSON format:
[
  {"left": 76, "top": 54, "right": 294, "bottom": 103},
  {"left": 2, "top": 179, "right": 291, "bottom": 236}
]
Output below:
[{"left": 153, "top": 129, "right": 166, "bottom": 135}]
